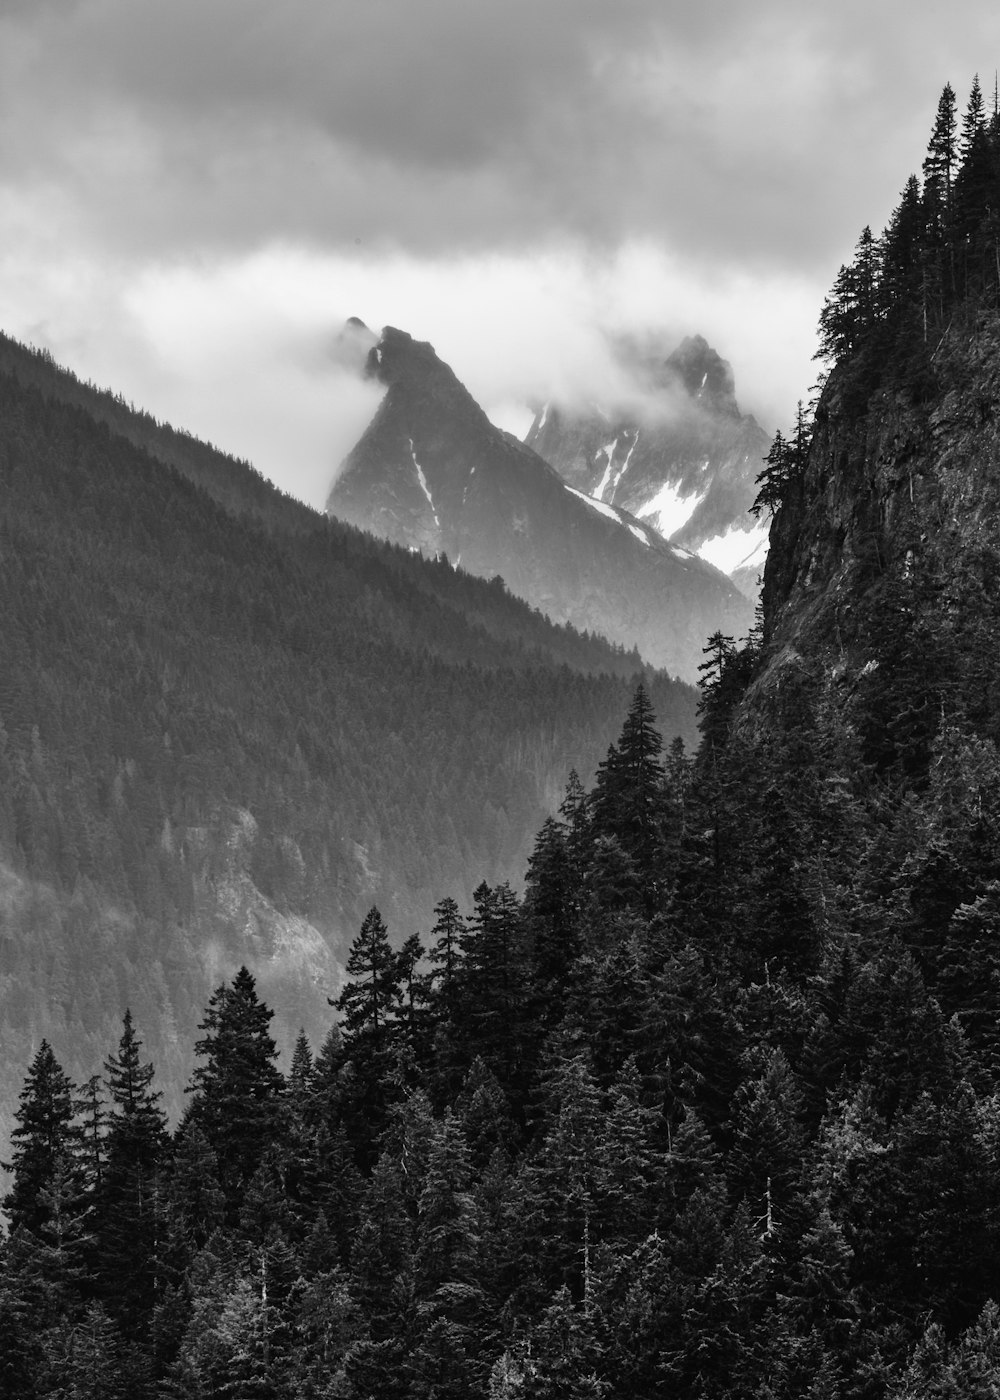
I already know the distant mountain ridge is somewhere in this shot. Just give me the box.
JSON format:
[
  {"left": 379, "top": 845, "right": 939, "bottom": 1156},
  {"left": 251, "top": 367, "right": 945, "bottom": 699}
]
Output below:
[
  {"left": 326, "top": 326, "right": 753, "bottom": 680},
  {"left": 524, "top": 332, "right": 772, "bottom": 595}
]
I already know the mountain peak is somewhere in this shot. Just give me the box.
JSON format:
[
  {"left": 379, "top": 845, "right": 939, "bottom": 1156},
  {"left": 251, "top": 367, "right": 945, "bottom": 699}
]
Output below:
[
  {"left": 327, "top": 325, "right": 752, "bottom": 679},
  {"left": 525, "top": 330, "right": 770, "bottom": 581},
  {"left": 664, "top": 334, "right": 739, "bottom": 416},
  {"left": 333, "top": 316, "right": 379, "bottom": 374}
]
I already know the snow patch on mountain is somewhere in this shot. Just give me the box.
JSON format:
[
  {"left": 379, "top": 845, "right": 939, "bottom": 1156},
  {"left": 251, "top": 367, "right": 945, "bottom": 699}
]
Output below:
[
  {"left": 699, "top": 518, "right": 770, "bottom": 574},
  {"left": 595, "top": 439, "right": 619, "bottom": 499},
  {"left": 638, "top": 480, "right": 706, "bottom": 537},
  {"left": 409, "top": 437, "right": 440, "bottom": 527},
  {"left": 566, "top": 484, "right": 620, "bottom": 524},
  {"left": 598, "top": 429, "right": 640, "bottom": 505}
]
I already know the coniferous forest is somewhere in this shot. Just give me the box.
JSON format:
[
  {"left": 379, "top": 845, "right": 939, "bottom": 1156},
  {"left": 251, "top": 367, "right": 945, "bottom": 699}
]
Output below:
[
  {"left": 0, "top": 328, "right": 696, "bottom": 1151},
  {"left": 11, "top": 75, "right": 1000, "bottom": 1399}
]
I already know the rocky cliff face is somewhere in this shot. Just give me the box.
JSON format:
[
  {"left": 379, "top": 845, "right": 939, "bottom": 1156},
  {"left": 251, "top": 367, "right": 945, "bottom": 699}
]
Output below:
[
  {"left": 327, "top": 327, "right": 753, "bottom": 681},
  {"left": 525, "top": 333, "right": 772, "bottom": 591},
  {"left": 748, "top": 315, "right": 1000, "bottom": 778},
  {"left": 764, "top": 326, "right": 997, "bottom": 646}
]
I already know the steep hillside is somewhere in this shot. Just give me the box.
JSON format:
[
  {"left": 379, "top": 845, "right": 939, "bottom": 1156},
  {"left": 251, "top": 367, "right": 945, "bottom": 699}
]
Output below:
[
  {"left": 327, "top": 327, "right": 752, "bottom": 680},
  {"left": 0, "top": 336, "right": 697, "bottom": 1145}
]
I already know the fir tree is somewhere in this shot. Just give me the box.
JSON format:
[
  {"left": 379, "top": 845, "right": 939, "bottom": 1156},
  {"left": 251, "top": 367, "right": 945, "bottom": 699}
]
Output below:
[
  {"left": 523, "top": 816, "right": 581, "bottom": 1004},
  {"left": 428, "top": 896, "right": 466, "bottom": 1016},
  {"left": 589, "top": 682, "right": 671, "bottom": 915},
  {"left": 335, "top": 906, "right": 401, "bottom": 1050},
  {"left": 458, "top": 882, "right": 531, "bottom": 1098},
  {"left": 2, "top": 1041, "right": 78, "bottom": 1236},
  {"left": 752, "top": 403, "right": 811, "bottom": 516},
  {"left": 333, "top": 906, "right": 404, "bottom": 1163},
  {"left": 187, "top": 967, "right": 285, "bottom": 1216},
  {"left": 94, "top": 1010, "right": 168, "bottom": 1331},
  {"left": 924, "top": 82, "right": 959, "bottom": 219}
]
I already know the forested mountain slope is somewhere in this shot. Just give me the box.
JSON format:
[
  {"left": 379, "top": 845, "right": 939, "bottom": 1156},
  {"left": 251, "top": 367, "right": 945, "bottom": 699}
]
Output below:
[{"left": 0, "top": 338, "right": 696, "bottom": 1148}]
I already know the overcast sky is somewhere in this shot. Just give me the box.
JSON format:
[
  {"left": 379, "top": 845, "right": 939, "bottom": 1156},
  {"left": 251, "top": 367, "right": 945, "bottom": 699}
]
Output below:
[{"left": 2, "top": 1, "right": 1000, "bottom": 507}]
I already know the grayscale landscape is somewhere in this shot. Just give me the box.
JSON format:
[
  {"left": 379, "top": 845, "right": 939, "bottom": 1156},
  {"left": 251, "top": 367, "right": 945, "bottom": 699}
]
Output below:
[{"left": 3, "top": 4, "right": 1000, "bottom": 1397}]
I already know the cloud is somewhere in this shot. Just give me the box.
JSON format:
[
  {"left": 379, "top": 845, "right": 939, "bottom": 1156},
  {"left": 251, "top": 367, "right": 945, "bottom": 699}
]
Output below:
[
  {"left": 0, "top": 234, "right": 814, "bottom": 509},
  {"left": 3, "top": 0, "right": 998, "bottom": 273},
  {"left": 3, "top": 0, "right": 1000, "bottom": 506}
]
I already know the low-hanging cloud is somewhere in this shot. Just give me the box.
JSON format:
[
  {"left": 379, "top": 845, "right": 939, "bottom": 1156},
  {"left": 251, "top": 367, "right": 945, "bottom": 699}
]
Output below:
[{"left": 3, "top": 0, "right": 1000, "bottom": 507}]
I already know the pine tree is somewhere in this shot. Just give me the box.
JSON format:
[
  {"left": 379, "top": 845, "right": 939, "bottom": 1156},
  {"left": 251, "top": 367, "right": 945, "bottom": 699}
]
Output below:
[
  {"left": 880, "top": 175, "right": 925, "bottom": 311},
  {"left": 455, "top": 1057, "right": 519, "bottom": 1171},
  {"left": 816, "top": 231, "right": 882, "bottom": 363},
  {"left": 2, "top": 1041, "right": 78, "bottom": 1236},
  {"left": 428, "top": 896, "right": 466, "bottom": 1017},
  {"left": 396, "top": 930, "right": 434, "bottom": 1068},
  {"left": 589, "top": 683, "right": 671, "bottom": 915},
  {"left": 95, "top": 1010, "right": 168, "bottom": 1331},
  {"left": 457, "top": 882, "right": 531, "bottom": 1098},
  {"left": 729, "top": 1049, "right": 807, "bottom": 1237},
  {"left": 335, "top": 906, "right": 401, "bottom": 1050},
  {"left": 349, "top": 1151, "right": 414, "bottom": 1340},
  {"left": 752, "top": 403, "right": 811, "bottom": 516},
  {"left": 187, "top": 967, "right": 285, "bottom": 1216},
  {"left": 961, "top": 74, "right": 986, "bottom": 160},
  {"left": 333, "top": 907, "right": 404, "bottom": 1163},
  {"left": 521, "top": 1052, "right": 604, "bottom": 1306},
  {"left": 924, "top": 82, "right": 959, "bottom": 218},
  {"left": 76, "top": 1072, "right": 108, "bottom": 1198},
  {"left": 523, "top": 816, "right": 581, "bottom": 1005},
  {"left": 595, "top": 1056, "right": 667, "bottom": 1248},
  {"left": 165, "top": 1121, "right": 227, "bottom": 1254},
  {"left": 954, "top": 75, "right": 997, "bottom": 250},
  {"left": 279, "top": 1028, "right": 318, "bottom": 1236},
  {"left": 414, "top": 1112, "right": 482, "bottom": 1310},
  {"left": 287, "top": 1028, "right": 314, "bottom": 1108}
]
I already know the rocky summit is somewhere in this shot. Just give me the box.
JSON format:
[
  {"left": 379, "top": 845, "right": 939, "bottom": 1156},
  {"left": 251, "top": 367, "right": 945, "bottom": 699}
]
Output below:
[
  {"left": 525, "top": 332, "right": 772, "bottom": 596},
  {"left": 326, "top": 326, "right": 753, "bottom": 680}
]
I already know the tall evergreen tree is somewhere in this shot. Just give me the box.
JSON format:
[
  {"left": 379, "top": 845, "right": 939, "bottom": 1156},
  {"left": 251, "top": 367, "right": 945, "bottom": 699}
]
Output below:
[
  {"left": 523, "top": 816, "right": 581, "bottom": 1005},
  {"left": 589, "top": 682, "right": 671, "bottom": 915},
  {"left": 94, "top": 1011, "right": 168, "bottom": 1331},
  {"left": 396, "top": 930, "right": 434, "bottom": 1068},
  {"left": 335, "top": 906, "right": 401, "bottom": 1050},
  {"left": 2, "top": 1041, "right": 78, "bottom": 1236},
  {"left": 186, "top": 967, "right": 285, "bottom": 1215},
  {"left": 458, "top": 881, "right": 531, "bottom": 1099},
  {"left": 924, "top": 82, "right": 959, "bottom": 217},
  {"left": 428, "top": 897, "right": 466, "bottom": 1013}
]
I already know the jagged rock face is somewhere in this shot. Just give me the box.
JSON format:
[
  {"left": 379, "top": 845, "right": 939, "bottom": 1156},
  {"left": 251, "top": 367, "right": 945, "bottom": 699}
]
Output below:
[
  {"left": 332, "top": 316, "right": 379, "bottom": 373},
  {"left": 524, "top": 333, "right": 772, "bottom": 588},
  {"left": 757, "top": 319, "right": 1000, "bottom": 723},
  {"left": 762, "top": 370, "right": 930, "bottom": 653},
  {"left": 327, "top": 327, "right": 753, "bottom": 681}
]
